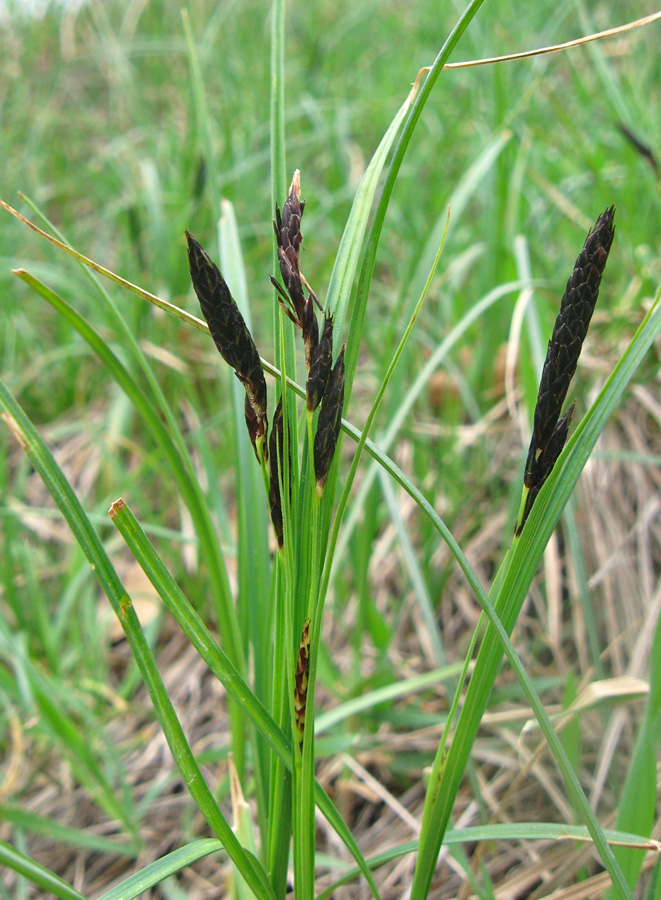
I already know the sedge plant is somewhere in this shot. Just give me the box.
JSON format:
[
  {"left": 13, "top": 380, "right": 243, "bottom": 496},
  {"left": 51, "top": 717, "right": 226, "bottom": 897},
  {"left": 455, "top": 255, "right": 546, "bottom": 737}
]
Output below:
[{"left": 1, "top": 2, "right": 660, "bottom": 900}]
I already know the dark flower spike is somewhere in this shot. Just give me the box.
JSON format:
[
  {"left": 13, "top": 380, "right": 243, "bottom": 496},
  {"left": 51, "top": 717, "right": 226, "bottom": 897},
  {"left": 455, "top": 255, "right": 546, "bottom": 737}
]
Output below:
[
  {"left": 519, "top": 206, "right": 615, "bottom": 534},
  {"left": 302, "top": 295, "right": 319, "bottom": 369},
  {"left": 186, "top": 230, "right": 268, "bottom": 461},
  {"left": 277, "top": 244, "right": 306, "bottom": 324},
  {"left": 268, "top": 398, "right": 291, "bottom": 549},
  {"left": 268, "top": 399, "right": 284, "bottom": 548},
  {"left": 294, "top": 618, "right": 311, "bottom": 748},
  {"left": 314, "top": 345, "right": 345, "bottom": 491},
  {"left": 274, "top": 170, "right": 307, "bottom": 326},
  {"left": 307, "top": 312, "right": 333, "bottom": 412},
  {"left": 279, "top": 169, "right": 305, "bottom": 262},
  {"left": 518, "top": 402, "right": 575, "bottom": 536}
]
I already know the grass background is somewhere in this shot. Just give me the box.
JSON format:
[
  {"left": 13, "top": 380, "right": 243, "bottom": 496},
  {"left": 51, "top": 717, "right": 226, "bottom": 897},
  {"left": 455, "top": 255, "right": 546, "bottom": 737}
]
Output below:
[{"left": 0, "top": 0, "right": 659, "bottom": 898}]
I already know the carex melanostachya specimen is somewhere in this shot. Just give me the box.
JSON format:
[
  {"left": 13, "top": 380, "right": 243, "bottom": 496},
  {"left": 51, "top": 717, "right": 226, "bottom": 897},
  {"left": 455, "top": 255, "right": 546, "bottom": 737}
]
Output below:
[
  {"left": 186, "top": 230, "right": 268, "bottom": 463},
  {"left": 516, "top": 206, "right": 615, "bottom": 535},
  {"left": 270, "top": 171, "right": 345, "bottom": 496},
  {"left": 271, "top": 171, "right": 337, "bottom": 414},
  {"left": 186, "top": 171, "right": 346, "bottom": 550}
]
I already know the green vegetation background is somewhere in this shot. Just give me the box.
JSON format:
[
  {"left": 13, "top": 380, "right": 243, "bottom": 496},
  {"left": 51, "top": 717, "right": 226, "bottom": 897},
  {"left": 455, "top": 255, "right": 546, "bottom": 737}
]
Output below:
[{"left": 0, "top": 0, "right": 659, "bottom": 896}]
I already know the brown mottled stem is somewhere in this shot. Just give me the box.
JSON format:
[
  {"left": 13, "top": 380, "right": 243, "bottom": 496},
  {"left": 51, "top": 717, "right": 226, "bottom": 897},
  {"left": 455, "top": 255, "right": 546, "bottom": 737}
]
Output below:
[{"left": 294, "top": 619, "right": 311, "bottom": 747}]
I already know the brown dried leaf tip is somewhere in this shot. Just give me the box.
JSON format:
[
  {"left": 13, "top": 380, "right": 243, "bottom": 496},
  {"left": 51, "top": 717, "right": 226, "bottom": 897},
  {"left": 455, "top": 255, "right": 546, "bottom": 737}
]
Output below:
[
  {"left": 313, "top": 345, "right": 345, "bottom": 492},
  {"left": 517, "top": 206, "right": 615, "bottom": 535},
  {"left": 294, "top": 618, "right": 311, "bottom": 748},
  {"left": 186, "top": 230, "right": 268, "bottom": 461}
]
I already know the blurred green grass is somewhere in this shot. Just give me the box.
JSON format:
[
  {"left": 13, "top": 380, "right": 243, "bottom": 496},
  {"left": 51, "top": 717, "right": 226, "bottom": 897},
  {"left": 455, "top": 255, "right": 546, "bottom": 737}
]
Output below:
[
  {"left": 0, "top": 0, "right": 659, "bottom": 889},
  {"left": 2, "top": 1, "right": 658, "bottom": 425}
]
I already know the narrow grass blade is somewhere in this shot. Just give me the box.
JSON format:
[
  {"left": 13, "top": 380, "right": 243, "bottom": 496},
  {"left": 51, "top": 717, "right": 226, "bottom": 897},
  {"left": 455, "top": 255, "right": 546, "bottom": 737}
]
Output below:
[
  {"left": 405, "top": 129, "right": 512, "bottom": 324},
  {"left": 412, "top": 286, "right": 661, "bottom": 900},
  {"left": 379, "top": 469, "right": 446, "bottom": 667},
  {"left": 0, "top": 198, "right": 206, "bottom": 333},
  {"left": 219, "top": 198, "right": 271, "bottom": 825},
  {"left": 563, "top": 497, "right": 605, "bottom": 678},
  {"left": 12, "top": 269, "right": 244, "bottom": 675},
  {"left": 96, "top": 839, "right": 223, "bottom": 900},
  {"left": 315, "top": 665, "right": 463, "bottom": 734},
  {"left": 605, "top": 609, "right": 661, "bottom": 895},
  {"left": 269, "top": 0, "right": 296, "bottom": 388},
  {"left": 0, "top": 805, "right": 134, "bottom": 857},
  {"left": 182, "top": 9, "right": 221, "bottom": 218},
  {"left": 343, "top": 0, "right": 489, "bottom": 404},
  {"left": 0, "top": 840, "right": 88, "bottom": 900},
  {"left": 325, "top": 85, "right": 414, "bottom": 347},
  {"left": 269, "top": 2, "right": 300, "bottom": 894},
  {"left": 333, "top": 280, "right": 530, "bottom": 571},
  {"left": 109, "top": 498, "right": 285, "bottom": 760},
  {"left": 0, "top": 378, "right": 275, "bottom": 900},
  {"left": 108, "top": 497, "right": 380, "bottom": 898},
  {"left": 317, "top": 823, "right": 659, "bottom": 900}
]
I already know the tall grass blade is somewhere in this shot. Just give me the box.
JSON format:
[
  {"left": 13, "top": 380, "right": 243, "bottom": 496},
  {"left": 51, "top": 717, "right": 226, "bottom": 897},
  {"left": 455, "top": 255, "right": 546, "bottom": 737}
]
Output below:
[
  {"left": 108, "top": 498, "right": 380, "bottom": 897},
  {"left": 96, "top": 840, "right": 223, "bottom": 900},
  {"left": 0, "top": 382, "right": 274, "bottom": 900},
  {"left": 0, "top": 198, "right": 206, "bottom": 333},
  {"left": 12, "top": 268, "right": 244, "bottom": 674},
  {"left": 268, "top": 4, "right": 296, "bottom": 896},
  {"left": 182, "top": 9, "right": 221, "bottom": 218},
  {"left": 325, "top": 88, "right": 415, "bottom": 347},
  {"left": 412, "top": 284, "right": 661, "bottom": 900},
  {"left": 0, "top": 840, "right": 88, "bottom": 900},
  {"left": 219, "top": 198, "right": 272, "bottom": 827},
  {"left": 0, "top": 805, "right": 134, "bottom": 857},
  {"left": 605, "top": 608, "right": 661, "bottom": 895},
  {"left": 343, "top": 0, "right": 489, "bottom": 404}
]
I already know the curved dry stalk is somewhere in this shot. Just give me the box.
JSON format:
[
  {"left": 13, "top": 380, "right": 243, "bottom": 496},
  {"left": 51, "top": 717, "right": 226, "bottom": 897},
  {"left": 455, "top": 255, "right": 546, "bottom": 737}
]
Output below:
[{"left": 436, "top": 11, "right": 661, "bottom": 70}]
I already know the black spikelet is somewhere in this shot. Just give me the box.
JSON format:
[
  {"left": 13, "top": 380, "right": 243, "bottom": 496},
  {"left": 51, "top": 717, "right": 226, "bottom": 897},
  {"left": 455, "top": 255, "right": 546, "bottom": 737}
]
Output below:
[
  {"left": 268, "top": 399, "right": 287, "bottom": 549},
  {"left": 186, "top": 230, "right": 268, "bottom": 460},
  {"left": 313, "top": 346, "right": 345, "bottom": 491},
  {"left": 517, "top": 207, "right": 615, "bottom": 535},
  {"left": 307, "top": 312, "right": 333, "bottom": 412}
]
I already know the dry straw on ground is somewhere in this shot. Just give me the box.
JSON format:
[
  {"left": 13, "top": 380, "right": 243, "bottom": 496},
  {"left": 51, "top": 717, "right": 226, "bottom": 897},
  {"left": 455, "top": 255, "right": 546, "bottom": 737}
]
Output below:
[{"left": 2, "top": 370, "right": 659, "bottom": 898}]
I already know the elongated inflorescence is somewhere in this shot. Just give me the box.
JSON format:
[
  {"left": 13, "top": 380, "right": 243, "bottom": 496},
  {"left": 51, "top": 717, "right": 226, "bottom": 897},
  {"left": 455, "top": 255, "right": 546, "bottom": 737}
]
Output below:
[
  {"left": 186, "top": 171, "right": 346, "bottom": 550},
  {"left": 271, "top": 171, "right": 345, "bottom": 497},
  {"left": 313, "top": 346, "right": 346, "bottom": 492},
  {"left": 272, "top": 171, "right": 335, "bottom": 409},
  {"left": 268, "top": 399, "right": 288, "bottom": 549},
  {"left": 307, "top": 312, "right": 333, "bottom": 412},
  {"left": 518, "top": 206, "right": 615, "bottom": 535},
  {"left": 186, "top": 231, "right": 268, "bottom": 461}
]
